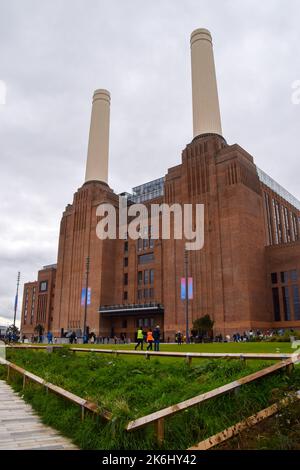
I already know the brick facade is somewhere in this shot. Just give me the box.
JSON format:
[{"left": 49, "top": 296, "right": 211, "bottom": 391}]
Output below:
[{"left": 20, "top": 133, "right": 300, "bottom": 340}]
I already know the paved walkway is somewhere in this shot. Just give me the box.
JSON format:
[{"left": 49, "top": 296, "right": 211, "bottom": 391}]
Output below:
[{"left": 0, "top": 380, "right": 78, "bottom": 450}]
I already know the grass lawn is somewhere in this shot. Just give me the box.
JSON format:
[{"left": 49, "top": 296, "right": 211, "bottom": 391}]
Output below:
[
  {"left": 1, "top": 347, "right": 300, "bottom": 450},
  {"left": 36, "top": 341, "right": 294, "bottom": 354}
]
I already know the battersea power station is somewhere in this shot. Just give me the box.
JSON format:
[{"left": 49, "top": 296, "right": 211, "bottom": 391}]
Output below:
[{"left": 21, "top": 29, "right": 300, "bottom": 341}]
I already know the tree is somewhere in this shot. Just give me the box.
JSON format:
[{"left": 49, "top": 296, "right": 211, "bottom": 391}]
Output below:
[
  {"left": 5, "top": 324, "right": 20, "bottom": 342},
  {"left": 192, "top": 315, "right": 214, "bottom": 339}
]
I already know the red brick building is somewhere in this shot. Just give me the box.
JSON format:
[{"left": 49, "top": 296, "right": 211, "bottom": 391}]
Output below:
[
  {"left": 21, "top": 29, "right": 300, "bottom": 340},
  {"left": 21, "top": 265, "right": 56, "bottom": 339}
]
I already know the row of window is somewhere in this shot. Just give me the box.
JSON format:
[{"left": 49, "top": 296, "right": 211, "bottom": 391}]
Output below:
[
  {"left": 124, "top": 271, "right": 155, "bottom": 287},
  {"left": 23, "top": 287, "right": 36, "bottom": 324},
  {"left": 138, "top": 288, "right": 155, "bottom": 300},
  {"left": 138, "top": 269, "right": 154, "bottom": 286},
  {"left": 124, "top": 253, "right": 155, "bottom": 267},
  {"left": 271, "top": 270, "right": 298, "bottom": 284},
  {"left": 264, "top": 192, "right": 299, "bottom": 246},
  {"left": 124, "top": 238, "right": 155, "bottom": 252},
  {"left": 272, "top": 285, "right": 300, "bottom": 321},
  {"left": 123, "top": 288, "right": 155, "bottom": 301},
  {"left": 137, "top": 238, "right": 154, "bottom": 251}
]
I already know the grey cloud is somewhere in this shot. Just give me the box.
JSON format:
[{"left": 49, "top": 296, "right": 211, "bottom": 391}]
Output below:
[{"left": 0, "top": 0, "right": 299, "bottom": 321}]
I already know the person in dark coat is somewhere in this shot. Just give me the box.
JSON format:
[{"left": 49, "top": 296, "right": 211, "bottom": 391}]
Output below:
[{"left": 153, "top": 325, "right": 160, "bottom": 351}]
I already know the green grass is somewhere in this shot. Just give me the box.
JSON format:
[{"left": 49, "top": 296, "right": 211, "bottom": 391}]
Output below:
[
  {"left": 1, "top": 348, "right": 300, "bottom": 450},
  {"left": 38, "top": 341, "right": 294, "bottom": 353}
]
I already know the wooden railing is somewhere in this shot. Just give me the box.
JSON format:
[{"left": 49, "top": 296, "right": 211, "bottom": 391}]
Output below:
[
  {"left": 7, "top": 345, "right": 294, "bottom": 364},
  {"left": 126, "top": 357, "right": 298, "bottom": 444},
  {"left": 0, "top": 357, "right": 111, "bottom": 421}
]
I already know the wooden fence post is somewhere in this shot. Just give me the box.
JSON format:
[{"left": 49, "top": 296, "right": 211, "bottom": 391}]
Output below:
[
  {"left": 185, "top": 355, "right": 192, "bottom": 366},
  {"left": 155, "top": 418, "right": 165, "bottom": 446},
  {"left": 286, "top": 363, "right": 294, "bottom": 376},
  {"left": 7, "top": 364, "right": 10, "bottom": 382}
]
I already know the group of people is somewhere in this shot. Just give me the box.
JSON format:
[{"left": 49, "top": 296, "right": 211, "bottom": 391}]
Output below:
[{"left": 135, "top": 325, "right": 160, "bottom": 351}]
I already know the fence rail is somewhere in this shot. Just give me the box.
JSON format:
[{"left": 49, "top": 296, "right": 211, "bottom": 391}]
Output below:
[
  {"left": 188, "top": 389, "right": 300, "bottom": 450},
  {"left": 0, "top": 357, "right": 111, "bottom": 421},
  {"left": 6, "top": 345, "right": 294, "bottom": 362},
  {"left": 126, "top": 357, "right": 299, "bottom": 444}
]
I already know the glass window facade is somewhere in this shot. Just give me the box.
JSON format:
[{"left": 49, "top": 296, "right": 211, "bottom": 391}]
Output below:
[
  {"left": 282, "top": 286, "right": 291, "bottom": 320},
  {"left": 293, "top": 286, "right": 300, "bottom": 320},
  {"left": 272, "top": 287, "right": 280, "bottom": 321},
  {"left": 138, "top": 253, "right": 154, "bottom": 264}
]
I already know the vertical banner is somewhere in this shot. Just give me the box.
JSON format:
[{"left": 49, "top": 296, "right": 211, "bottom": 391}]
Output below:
[
  {"left": 181, "top": 278, "right": 193, "bottom": 300},
  {"left": 180, "top": 278, "right": 186, "bottom": 300},
  {"left": 188, "top": 277, "right": 193, "bottom": 300},
  {"left": 81, "top": 288, "right": 91, "bottom": 306}
]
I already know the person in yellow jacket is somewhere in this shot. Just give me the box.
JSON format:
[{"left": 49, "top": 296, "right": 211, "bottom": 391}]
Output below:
[
  {"left": 135, "top": 327, "right": 144, "bottom": 350},
  {"left": 146, "top": 329, "right": 154, "bottom": 351}
]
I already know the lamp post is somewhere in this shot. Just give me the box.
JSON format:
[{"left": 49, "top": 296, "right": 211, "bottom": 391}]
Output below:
[
  {"left": 83, "top": 256, "right": 90, "bottom": 343},
  {"left": 184, "top": 250, "right": 189, "bottom": 343},
  {"left": 13, "top": 271, "right": 21, "bottom": 331}
]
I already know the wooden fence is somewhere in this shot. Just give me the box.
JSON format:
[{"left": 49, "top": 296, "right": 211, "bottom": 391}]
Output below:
[
  {"left": 126, "top": 357, "right": 298, "bottom": 444},
  {"left": 0, "top": 357, "right": 111, "bottom": 421}
]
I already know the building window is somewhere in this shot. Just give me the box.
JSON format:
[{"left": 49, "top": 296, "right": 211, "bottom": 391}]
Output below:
[
  {"left": 137, "top": 238, "right": 142, "bottom": 251},
  {"left": 124, "top": 257, "right": 128, "bottom": 267},
  {"left": 283, "top": 207, "right": 291, "bottom": 243},
  {"left": 280, "top": 271, "right": 288, "bottom": 284},
  {"left": 264, "top": 193, "right": 273, "bottom": 245},
  {"left": 138, "top": 289, "right": 143, "bottom": 300},
  {"left": 291, "top": 213, "right": 299, "bottom": 241},
  {"left": 282, "top": 287, "right": 291, "bottom": 321},
  {"left": 122, "top": 319, "right": 127, "bottom": 329},
  {"left": 272, "top": 287, "right": 280, "bottom": 321},
  {"left": 138, "top": 271, "right": 143, "bottom": 285},
  {"left": 39, "top": 281, "right": 48, "bottom": 292},
  {"left": 124, "top": 241, "right": 128, "bottom": 253},
  {"left": 138, "top": 253, "right": 154, "bottom": 265},
  {"left": 144, "top": 270, "right": 149, "bottom": 284},
  {"left": 149, "top": 238, "right": 154, "bottom": 249},
  {"left": 290, "top": 270, "right": 298, "bottom": 282},
  {"left": 123, "top": 291, "right": 128, "bottom": 301},
  {"left": 293, "top": 286, "right": 300, "bottom": 320},
  {"left": 271, "top": 273, "right": 278, "bottom": 284},
  {"left": 149, "top": 287, "right": 154, "bottom": 298},
  {"left": 143, "top": 238, "right": 148, "bottom": 250},
  {"left": 144, "top": 288, "right": 149, "bottom": 299},
  {"left": 150, "top": 269, "right": 154, "bottom": 285},
  {"left": 124, "top": 273, "right": 128, "bottom": 285}
]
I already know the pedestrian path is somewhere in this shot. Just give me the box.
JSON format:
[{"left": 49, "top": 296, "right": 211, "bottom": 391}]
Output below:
[{"left": 0, "top": 380, "right": 78, "bottom": 450}]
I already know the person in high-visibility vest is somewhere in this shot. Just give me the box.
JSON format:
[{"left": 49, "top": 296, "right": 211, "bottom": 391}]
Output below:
[
  {"left": 135, "top": 327, "right": 144, "bottom": 350},
  {"left": 146, "top": 329, "right": 154, "bottom": 351}
]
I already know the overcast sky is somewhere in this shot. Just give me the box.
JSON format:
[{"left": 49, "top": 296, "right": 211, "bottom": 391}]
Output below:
[{"left": 0, "top": 0, "right": 299, "bottom": 325}]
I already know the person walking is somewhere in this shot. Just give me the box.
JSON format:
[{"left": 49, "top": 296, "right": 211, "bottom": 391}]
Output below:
[
  {"left": 135, "top": 327, "right": 144, "bottom": 350},
  {"left": 153, "top": 325, "right": 160, "bottom": 351},
  {"left": 47, "top": 331, "right": 53, "bottom": 344},
  {"left": 146, "top": 329, "right": 154, "bottom": 351},
  {"left": 176, "top": 331, "right": 182, "bottom": 345}
]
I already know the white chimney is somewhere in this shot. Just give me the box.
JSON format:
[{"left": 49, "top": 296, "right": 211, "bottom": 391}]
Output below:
[
  {"left": 85, "top": 89, "right": 110, "bottom": 183},
  {"left": 190, "top": 29, "right": 222, "bottom": 138}
]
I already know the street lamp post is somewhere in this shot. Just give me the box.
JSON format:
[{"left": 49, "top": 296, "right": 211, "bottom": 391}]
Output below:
[
  {"left": 13, "top": 271, "right": 21, "bottom": 331},
  {"left": 184, "top": 250, "right": 189, "bottom": 343},
  {"left": 83, "top": 256, "right": 90, "bottom": 343}
]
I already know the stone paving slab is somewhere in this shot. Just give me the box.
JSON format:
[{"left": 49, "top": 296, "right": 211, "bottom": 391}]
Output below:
[{"left": 0, "top": 380, "right": 78, "bottom": 450}]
